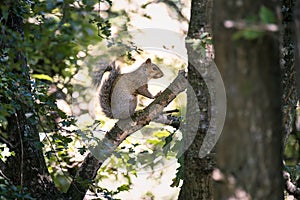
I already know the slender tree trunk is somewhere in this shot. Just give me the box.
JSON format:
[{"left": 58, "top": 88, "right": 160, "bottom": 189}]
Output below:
[
  {"left": 178, "top": 0, "right": 215, "bottom": 199},
  {"left": 281, "top": 0, "right": 296, "bottom": 144},
  {"left": 213, "top": 1, "right": 284, "bottom": 199},
  {"left": 295, "top": 0, "right": 300, "bottom": 99}
]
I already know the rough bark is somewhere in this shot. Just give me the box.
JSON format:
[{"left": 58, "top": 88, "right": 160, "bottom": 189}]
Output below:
[
  {"left": 177, "top": 0, "right": 215, "bottom": 199},
  {"left": 295, "top": 0, "right": 300, "bottom": 99},
  {"left": 281, "top": 0, "right": 297, "bottom": 144},
  {"left": 213, "top": 1, "right": 284, "bottom": 199},
  {"left": 281, "top": 1, "right": 300, "bottom": 199}
]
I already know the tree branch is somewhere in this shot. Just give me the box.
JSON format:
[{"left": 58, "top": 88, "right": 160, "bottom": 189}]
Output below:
[{"left": 66, "top": 70, "right": 187, "bottom": 199}]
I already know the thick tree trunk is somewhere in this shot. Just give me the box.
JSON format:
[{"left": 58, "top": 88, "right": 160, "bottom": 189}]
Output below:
[
  {"left": 2, "top": 112, "right": 60, "bottom": 199},
  {"left": 0, "top": 1, "right": 61, "bottom": 199},
  {"left": 178, "top": 0, "right": 215, "bottom": 199},
  {"left": 213, "top": 1, "right": 284, "bottom": 199}
]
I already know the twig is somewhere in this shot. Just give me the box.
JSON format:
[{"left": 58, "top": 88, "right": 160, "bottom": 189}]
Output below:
[
  {"left": 15, "top": 112, "right": 24, "bottom": 195},
  {"left": 224, "top": 20, "right": 279, "bottom": 32}
]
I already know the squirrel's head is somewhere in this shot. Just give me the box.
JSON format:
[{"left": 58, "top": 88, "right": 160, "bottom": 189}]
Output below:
[{"left": 143, "top": 58, "right": 164, "bottom": 79}]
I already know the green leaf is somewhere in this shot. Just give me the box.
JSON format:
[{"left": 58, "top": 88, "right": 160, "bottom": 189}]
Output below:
[
  {"left": 32, "top": 74, "right": 53, "bottom": 82},
  {"left": 78, "top": 146, "right": 87, "bottom": 155},
  {"left": 117, "top": 184, "right": 130, "bottom": 192},
  {"left": 233, "top": 30, "right": 263, "bottom": 40},
  {"left": 153, "top": 130, "right": 170, "bottom": 138},
  {"left": 146, "top": 139, "right": 161, "bottom": 145},
  {"left": 259, "top": 6, "right": 276, "bottom": 23},
  {"left": 200, "top": 32, "right": 209, "bottom": 39},
  {"left": 243, "top": 30, "right": 263, "bottom": 39}
]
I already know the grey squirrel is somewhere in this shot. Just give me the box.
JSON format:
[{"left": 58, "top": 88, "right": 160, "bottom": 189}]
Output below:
[{"left": 98, "top": 58, "right": 164, "bottom": 119}]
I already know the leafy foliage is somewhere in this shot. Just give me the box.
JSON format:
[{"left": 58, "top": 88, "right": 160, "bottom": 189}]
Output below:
[
  {"left": 186, "top": 32, "right": 212, "bottom": 58},
  {"left": 284, "top": 131, "right": 300, "bottom": 184},
  {"left": 90, "top": 184, "right": 131, "bottom": 200},
  {"left": 259, "top": 6, "right": 276, "bottom": 24},
  {"left": 0, "top": 143, "right": 15, "bottom": 162},
  {"left": 0, "top": 0, "right": 111, "bottom": 196},
  {"left": 0, "top": 177, "right": 34, "bottom": 200},
  {"left": 233, "top": 5, "right": 277, "bottom": 40},
  {"left": 0, "top": 0, "right": 186, "bottom": 198}
]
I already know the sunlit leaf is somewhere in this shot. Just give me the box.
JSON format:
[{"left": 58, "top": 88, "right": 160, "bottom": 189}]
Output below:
[
  {"left": 153, "top": 130, "right": 170, "bottom": 138},
  {"left": 32, "top": 74, "right": 53, "bottom": 82},
  {"left": 117, "top": 184, "right": 130, "bottom": 192}
]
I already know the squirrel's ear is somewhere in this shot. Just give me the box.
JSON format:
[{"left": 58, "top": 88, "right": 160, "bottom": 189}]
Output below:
[{"left": 145, "top": 58, "right": 151, "bottom": 64}]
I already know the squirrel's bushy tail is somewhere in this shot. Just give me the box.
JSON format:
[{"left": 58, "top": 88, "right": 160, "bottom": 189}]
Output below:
[
  {"left": 92, "top": 61, "right": 113, "bottom": 87},
  {"left": 99, "top": 62, "right": 120, "bottom": 118}
]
